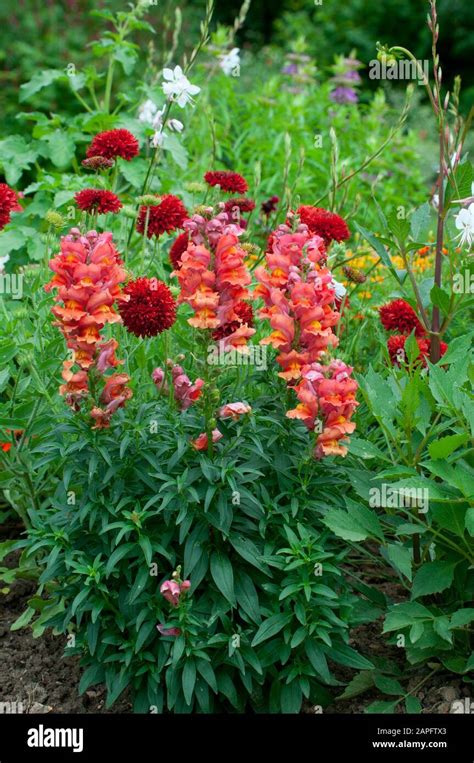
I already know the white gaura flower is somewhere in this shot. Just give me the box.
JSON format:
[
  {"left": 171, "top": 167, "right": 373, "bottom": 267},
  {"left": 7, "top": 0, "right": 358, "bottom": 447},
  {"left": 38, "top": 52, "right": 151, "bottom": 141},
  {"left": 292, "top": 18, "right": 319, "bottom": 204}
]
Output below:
[
  {"left": 168, "top": 118, "right": 184, "bottom": 133},
  {"left": 138, "top": 99, "right": 158, "bottom": 125},
  {"left": 454, "top": 202, "right": 474, "bottom": 249},
  {"left": 331, "top": 279, "right": 347, "bottom": 300},
  {"left": 219, "top": 48, "right": 240, "bottom": 76},
  {"left": 150, "top": 130, "right": 165, "bottom": 149},
  {"left": 162, "top": 66, "right": 200, "bottom": 108}
]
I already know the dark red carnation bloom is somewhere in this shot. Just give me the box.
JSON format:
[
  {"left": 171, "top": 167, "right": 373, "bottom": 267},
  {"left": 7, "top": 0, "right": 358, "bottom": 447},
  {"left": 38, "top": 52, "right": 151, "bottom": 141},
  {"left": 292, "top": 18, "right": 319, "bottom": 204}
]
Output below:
[
  {"left": 296, "top": 205, "right": 350, "bottom": 244},
  {"left": 169, "top": 232, "right": 190, "bottom": 270},
  {"left": 86, "top": 129, "right": 139, "bottom": 161},
  {"left": 82, "top": 156, "right": 115, "bottom": 170},
  {"left": 0, "top": 183, "right": 22, "bottom": 230},
  {"left": 119, "top": 278, "right": 176, "bottom": 337},
  {"left": 379, "top": 299, "right": 424, "bottom": 336},
  {"left": 224, "top": 197, "right": 256, "bottom": 214},
  {"left": 212, "top": 301, "right": 254, "bottom": 340},
  {"left": 204, "top": 171, "right": 248, "bottom": 194},
  {"left": 136, "top": 195, "right": 188, "bottom": 238},
  {"left": 261, "top": 195, "right": 279, "bottom": 216},
  {"left": 74, "top": 189, "right": 122, "bottom": 215}
]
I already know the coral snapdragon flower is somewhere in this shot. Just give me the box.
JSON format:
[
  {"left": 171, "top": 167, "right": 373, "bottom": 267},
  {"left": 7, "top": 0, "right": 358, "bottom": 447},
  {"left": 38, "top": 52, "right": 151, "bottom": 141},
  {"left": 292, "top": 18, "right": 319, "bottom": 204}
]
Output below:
[
  {"left": 256, "top": 219, "right": 358, "bottom": 459},
  {"left": 45, "top": 228, "right": 132, "bottom": 426},
  {"left": 191, "top": 429, "right": 223, "bottom": 450}
]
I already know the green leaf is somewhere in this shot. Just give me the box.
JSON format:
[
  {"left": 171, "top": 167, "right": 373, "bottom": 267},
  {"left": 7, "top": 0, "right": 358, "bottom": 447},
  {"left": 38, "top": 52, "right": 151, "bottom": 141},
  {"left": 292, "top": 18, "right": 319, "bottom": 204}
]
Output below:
[
  {"left": 354, "top": 223, "right": 405, "bottom": 284},
  {"left": 105, "top": 542, "right": 136, "bottom": 576},
  {"left": 411, "top": 561, "right": 456, "bottom": 600},
  {"left": 374, "top": 673, "right": 404, "bottom": 695},
  {"left": 182, "top": 660, "right": 196, "bottom": 706},
  {"left": 386, "top": 543, "right": 412, "bottom": 581},
  {"left": 280, "top": 681, "right": 302, "bottom": 714},
  {"left": 0, "top": 136, "right": 39, "bottom": 184},
  {"left": 19, "top": 69, "right": 63, "bottom": 101},
  {"left": 10, "top": 606, "right": 35, "bottom": 631},
  {"left": 405, "top": 695, "right": 422, "bottom": 713},
  {"left": 251, "top": 613, "right": 292, "bottom": 647},
  {"left": 235, "top": 571, "right": 262, "bottom": 624},
  {"left": 305, "top": 640, "right": 332, "bottom": 684},
  {"left": 366, "top": 699, "right": 400, "bottom": 713},
  {"left": 465, "top": 508, "right": 474, "bottom": 537},
  {"left": 42, "top": 130, "right": 75, "bottom": 169},
  {"left": 162, "top": 133, "right": 188, "bottom": 169},
  {"left": 428, "top": 433, "right": 469, "bottom": 460},
  {"left": 210, "top": 551, "right": 235, "bottom": 606},
  {"left": 430, "top": 284, "right": 450, "bottom": 318},
  {"left": 323, "top": 643, "right": 375, "bottom": 670},
  {"left": 321, "top": 509, "right": 369, "bottom": 542},
  {"left": 337, "top": 671, "right": 374, "bottom": 700},
  {"left": 410, "top": 202, "right": 431, "bottom": 241}
]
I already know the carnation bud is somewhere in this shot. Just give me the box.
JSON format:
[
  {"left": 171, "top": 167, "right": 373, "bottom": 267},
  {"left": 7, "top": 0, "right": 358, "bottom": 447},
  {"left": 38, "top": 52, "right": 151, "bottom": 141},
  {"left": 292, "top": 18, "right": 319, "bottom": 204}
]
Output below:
[
  {"left": 241, "top": 243, "right": 260, "bottom": 255},
  {"left": 193, "top": 205, "right": 214, "bottom": 218},
  {"left": 185, "top": 181, "right": 206, "bottom": 193},
  {"left": 138, "top": 194, "right": 161, "bottom": 206},
  {"left": 81, "top": 156, "right": 114, "bottom": 170},
  {"left": 342, "top": 265, "right": 367, "bottom": 284},
  {"left": 45, "top": 210, "right": 65, "bottom": 229}
]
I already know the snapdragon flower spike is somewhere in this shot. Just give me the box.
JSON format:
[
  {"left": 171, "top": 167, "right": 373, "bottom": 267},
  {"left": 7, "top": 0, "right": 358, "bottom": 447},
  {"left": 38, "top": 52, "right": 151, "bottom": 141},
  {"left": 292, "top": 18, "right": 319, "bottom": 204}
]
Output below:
[
  {"left": 176, "top": 212, "right": 255, "bottom": 351},
  {"left": 287, "top": 360, "right": 359, "bottom": 458},
  {"left": 256, "top": 222, "right": 358, "bottom": 458},
  {"left": 45, "top": 228, "right": 132, "bottom": 425}
]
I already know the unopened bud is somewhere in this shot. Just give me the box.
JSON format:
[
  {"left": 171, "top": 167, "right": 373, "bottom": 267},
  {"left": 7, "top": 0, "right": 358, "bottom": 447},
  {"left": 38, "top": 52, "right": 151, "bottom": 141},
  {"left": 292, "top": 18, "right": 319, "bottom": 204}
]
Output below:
[{"left": 342, "top": 265, "right": 367, "bottom": 284}]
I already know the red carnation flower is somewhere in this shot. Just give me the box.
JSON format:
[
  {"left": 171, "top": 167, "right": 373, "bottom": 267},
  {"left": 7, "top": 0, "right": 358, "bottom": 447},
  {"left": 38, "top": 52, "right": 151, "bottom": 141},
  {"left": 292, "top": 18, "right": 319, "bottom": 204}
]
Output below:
[
  {"left": 224, "top": 197, "right": 256, "bottom": 214},
  {"left": 379, "top": 299, "right": 424, "bottom": 336},
  {"left": 296, "top": 205, "right": 350, "bottom": 244},
  {"left": 261, "top": 195, "right": 279, "bottom": 216},
  {"left": 86, "top": 129, "right": 139, "bottom": 161},
  {"left": 204, "top": 171, "right": 248, "bottom": 194},
  {"left": 136, "top": 195, "right": 188, "bottom": 238},
  {"left": 387, "top": 335, "right": 447, "bottom": 367},
  {"left": 74, "top": 189, "right": 122, "bottom": 215},
  {"left": 169, "top": 232, "right": 190, "bottom": 270},
  {"left": 0, "top": 183, "right": 22, "bottom": 230},
  {"left": 119, "top": 278, "right": 177, "bottom": 337},
  {"left": 212, "top": 301, "right": 254, "bottom": 340}
]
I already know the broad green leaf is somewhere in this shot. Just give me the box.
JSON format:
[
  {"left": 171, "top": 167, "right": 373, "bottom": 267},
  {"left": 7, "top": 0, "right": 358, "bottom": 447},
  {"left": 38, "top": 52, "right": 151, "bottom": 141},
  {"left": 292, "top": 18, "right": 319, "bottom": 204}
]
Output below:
[
  {"left": 251, "top": 613, "right": 292, "bottom": 647},
  {"left": 411, "top": 561, "right": 456, "bottom": 600}
]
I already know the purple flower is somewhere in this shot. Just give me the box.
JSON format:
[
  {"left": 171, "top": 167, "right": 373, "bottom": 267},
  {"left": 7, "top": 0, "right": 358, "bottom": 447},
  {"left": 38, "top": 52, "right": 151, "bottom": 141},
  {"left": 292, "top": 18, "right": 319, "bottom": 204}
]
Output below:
[{"left": 329, "top": 86, "right": 359, "bottom": 105}]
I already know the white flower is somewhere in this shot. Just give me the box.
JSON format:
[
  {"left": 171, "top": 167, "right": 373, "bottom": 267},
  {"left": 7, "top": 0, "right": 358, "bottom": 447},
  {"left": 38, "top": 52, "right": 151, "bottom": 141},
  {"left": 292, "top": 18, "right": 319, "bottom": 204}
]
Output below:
[
  {"left": 162, "top": 66, "right": 200, "bottom": 108},
  {"left": 138, "top": 99, "right": 159, "bottom": 125},
  {"left": 331, "top": 279, "right": 347, "bottom": 300},
  {"left": 150, "top": 130, "right": 165, "bottom": 148},
  {"left": 454, "top": 203, "right": 474, "bottom": 249},
  {"left": 219, "top": 48, "right": 240, "bottom": 76},
  {"left": 168, "top": 118, "right": 184, "bottom": 133}
]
